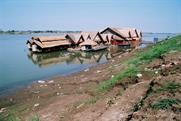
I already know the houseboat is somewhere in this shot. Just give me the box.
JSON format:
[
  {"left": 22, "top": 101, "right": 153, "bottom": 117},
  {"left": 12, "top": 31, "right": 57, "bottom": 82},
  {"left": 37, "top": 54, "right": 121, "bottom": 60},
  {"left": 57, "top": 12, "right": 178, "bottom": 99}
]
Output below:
[
  {"left": 79, "top": 32, "right": 109, "bottom": 52},
  {"left": 66, "top": 32, "right": 109, "bottom": 52},
  {"left": 26, "top": 27, "right": 142, "bottom": 53},
  {"left": 100, "top": 27, "right": 142, "bottom": 48},
  {"left": 79, "top": 39, "right": 108, "bottom": 52},
  {"left": 86, "top": 32, "right": 109, "bottom": 45},
  {"left": 65, "top": 33, "right": 85, "bottom": 47},
  {"left": 65, "top": 33, "right": 85, "bottom": 52},
  {"left": 26, "top": 39, "right": 34, "bottom": 50},
  {"left": 27, "top": 36, "right": 72, "bottom": 53}
]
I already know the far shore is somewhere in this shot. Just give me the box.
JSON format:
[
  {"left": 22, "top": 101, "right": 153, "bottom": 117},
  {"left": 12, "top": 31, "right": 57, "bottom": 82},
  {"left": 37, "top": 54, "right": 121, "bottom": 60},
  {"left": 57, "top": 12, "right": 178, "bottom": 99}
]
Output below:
[
  {"left": 0, "top": 30, "right": 81, "bottom": 35},
  {"left": 0, "top": 30, "right": 177, "bottom": 35}
]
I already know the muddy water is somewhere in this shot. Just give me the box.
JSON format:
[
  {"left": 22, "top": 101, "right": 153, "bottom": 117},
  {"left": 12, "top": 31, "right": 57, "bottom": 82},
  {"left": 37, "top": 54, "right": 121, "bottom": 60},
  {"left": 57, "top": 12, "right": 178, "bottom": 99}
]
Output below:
[{"left": 0, "top": 33, "right": 174, "bottom": 96}]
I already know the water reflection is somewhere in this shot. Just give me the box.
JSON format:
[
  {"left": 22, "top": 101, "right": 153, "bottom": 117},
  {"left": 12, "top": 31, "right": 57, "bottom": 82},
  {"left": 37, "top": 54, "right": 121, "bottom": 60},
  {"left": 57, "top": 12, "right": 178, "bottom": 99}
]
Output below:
[{"left": 27, "top": 46, "right": 129, "bottom": 68}]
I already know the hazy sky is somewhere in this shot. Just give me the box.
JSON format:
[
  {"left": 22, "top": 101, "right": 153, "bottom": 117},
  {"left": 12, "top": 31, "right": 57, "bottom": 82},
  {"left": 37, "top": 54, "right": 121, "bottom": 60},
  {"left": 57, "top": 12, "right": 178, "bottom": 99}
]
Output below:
[{"left": 0, "top": 0, "right": 181, "bottom": 33}]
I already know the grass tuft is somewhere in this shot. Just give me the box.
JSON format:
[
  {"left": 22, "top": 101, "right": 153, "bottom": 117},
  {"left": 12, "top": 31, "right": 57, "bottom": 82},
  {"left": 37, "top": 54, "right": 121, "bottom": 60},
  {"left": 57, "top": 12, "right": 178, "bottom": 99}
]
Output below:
[
  {"left": 29, "top": 115, "right": 40, "bottom": 121},
  {"left": 152, "top": 98, "right": 181, "bottom": 109},
  {"left": 98, "top": 66, "right": 138, "bottom": 91},
  {"left": 0, "top": 113, "right": 21, "bottom": 121},
  {"left": 0, "top": 113, "right": 40, "bottom": 121},
  {"left": 154, "top": 83, "right": 181, "bottom": 93}
]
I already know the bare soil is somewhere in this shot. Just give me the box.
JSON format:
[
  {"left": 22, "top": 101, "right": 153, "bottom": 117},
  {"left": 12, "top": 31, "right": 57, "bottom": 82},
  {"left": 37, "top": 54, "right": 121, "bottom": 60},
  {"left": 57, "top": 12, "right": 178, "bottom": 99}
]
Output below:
[{"left": 131, "top": 51, "right": 181, "bottom": 121}]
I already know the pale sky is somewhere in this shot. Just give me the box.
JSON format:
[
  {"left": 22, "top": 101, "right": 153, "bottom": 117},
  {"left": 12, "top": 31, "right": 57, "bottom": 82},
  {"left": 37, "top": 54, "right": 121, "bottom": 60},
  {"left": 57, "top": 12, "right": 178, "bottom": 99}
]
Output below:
[{"left": 0, "top": 0, "right": 181, "bottom": 33}]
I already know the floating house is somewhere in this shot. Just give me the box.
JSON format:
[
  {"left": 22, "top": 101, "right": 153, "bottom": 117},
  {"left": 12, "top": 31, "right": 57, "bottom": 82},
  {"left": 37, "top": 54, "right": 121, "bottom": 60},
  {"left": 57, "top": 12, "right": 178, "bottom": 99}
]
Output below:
[
  {"left": 79, "top": 32, "right": 108, "bottom": 51},
  {"left": 79, "top": 40, "right": 98, "bottom": 51},
  {"left": 65, "top": 33, "right": 86, "bottom": 51},
  {"left": 66, "top": 32, "right": 108, "bottom": 52},
  {"left": 27, "top": 36, "right": 72, "bottom": 52},
  {"left": 26, "top": 27, "right": 142, "bottom": 53},
  {"left": 80, "top": 34, "right": 108, "bottom": 51},
  {"left": 100, "top": 27, "right": 142, "bottom": 47},
  {"left": 99, "top": 33, "right": 112, "bottom": 45},
  {"left": 26, "top": 39, "right": 34, "bottom": 50},
  {"left": 80, "top": 31, "right": 109, "bottom": 44},
  {"left": 65, "top": 34, "right": 84, "bottom": 47}
]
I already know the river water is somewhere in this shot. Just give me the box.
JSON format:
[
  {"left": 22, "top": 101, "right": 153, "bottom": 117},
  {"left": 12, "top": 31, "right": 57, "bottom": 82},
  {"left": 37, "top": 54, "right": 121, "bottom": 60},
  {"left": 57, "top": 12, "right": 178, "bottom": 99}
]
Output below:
[{"left": 0, "top": 33, "right": 174, "bottom": 96}]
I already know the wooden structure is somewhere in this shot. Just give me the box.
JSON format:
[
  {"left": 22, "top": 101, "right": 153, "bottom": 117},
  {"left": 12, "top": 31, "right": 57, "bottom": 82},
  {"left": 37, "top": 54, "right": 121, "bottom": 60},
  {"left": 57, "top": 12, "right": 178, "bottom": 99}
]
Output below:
[
  {"left": 80, "top": 34, "right": 108, "bottom": 51},
  {"left": 27, "top": 36, "right": 72, "bottom": 52},
  {"left": 81, "top": 32, "right": 109, "bottom": 45},
  {"left": 79, "top": 40, "right": 98, "bottom": 51},
  {"left": 26, "top": 39, "right": 34, "bottom": 50},
  {"left": 65, "top": 34, "right": 84, "bottom": 47},
  {"left": 100, "top": 27, "right": 142, "bottom": 47},
  {"left": 66, "top": 32, "right": 108, "bottom": 52},
  {"left": 79, "top": 32, "right": 108, "bottom": 51},
  {"left": 26, "top": 27, "right": 143, "bottom": 53}
]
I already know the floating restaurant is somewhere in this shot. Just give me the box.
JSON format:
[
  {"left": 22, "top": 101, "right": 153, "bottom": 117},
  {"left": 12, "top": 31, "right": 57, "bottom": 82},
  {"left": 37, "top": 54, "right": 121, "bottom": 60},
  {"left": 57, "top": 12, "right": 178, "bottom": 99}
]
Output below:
[
  {"left": 100, "top": 27, "right": 142, "bottom": 47},
  {"left": 27, "top": 36, "right": 71, "bottom": 52},
  {"left": 26, "top": 27, "right": 142, "bottom": 53}
]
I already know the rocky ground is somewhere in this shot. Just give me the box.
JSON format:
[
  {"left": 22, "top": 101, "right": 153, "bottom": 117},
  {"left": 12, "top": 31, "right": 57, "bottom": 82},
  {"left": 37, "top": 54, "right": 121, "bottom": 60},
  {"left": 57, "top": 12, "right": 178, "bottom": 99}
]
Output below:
[
  {"left": 0, "top": 45, "right": 180, "bottom": 121},
  {"left": 130, "top": 51, "right": 181, "bottom": 121}
]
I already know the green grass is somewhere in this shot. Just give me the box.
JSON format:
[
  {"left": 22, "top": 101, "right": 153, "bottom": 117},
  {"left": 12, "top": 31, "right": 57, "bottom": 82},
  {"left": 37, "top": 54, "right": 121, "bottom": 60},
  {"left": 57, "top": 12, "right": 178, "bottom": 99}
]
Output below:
[
  {"left": 73, "top": 96, "right": 99, "bottom": 109},
  {"left": 0, "top": 99, "right": 15, "bottom": 109},
  {"left": 152, "top": 98, "right": 181, "bottom": 109},
  {"left": 98, "top": 66, "right": 138, "bottom": 91},
  {"left": 0, "top": 113, "right": 20, "bottom": 121},
  {"left": 132, "top": 82, "right": 181, "bottom": 112},
  {"left": 85, "top": 97, "right": 99, "bottom": 105},
  {"left": 126, "top": 35, "right": 181, "bottom": 66},
  {"left": 0, "top": 113, "right": 40, "bottom": 121},
  {"left": 98, "top": 35, "right": 181, "bottom": 91},
  {"left": 29, "top": 116, "right": 40, "bottom": 121},
  {"left": 154, "top": 83, "right": 181, "bottom": 93}
]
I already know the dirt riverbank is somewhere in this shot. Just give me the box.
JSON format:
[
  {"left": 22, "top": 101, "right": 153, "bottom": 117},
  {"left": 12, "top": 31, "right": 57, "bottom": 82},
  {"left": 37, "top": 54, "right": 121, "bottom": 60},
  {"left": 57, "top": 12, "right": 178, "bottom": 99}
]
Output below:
[{"left": 0, "top": 48, "right": 144, "bottom": 121}]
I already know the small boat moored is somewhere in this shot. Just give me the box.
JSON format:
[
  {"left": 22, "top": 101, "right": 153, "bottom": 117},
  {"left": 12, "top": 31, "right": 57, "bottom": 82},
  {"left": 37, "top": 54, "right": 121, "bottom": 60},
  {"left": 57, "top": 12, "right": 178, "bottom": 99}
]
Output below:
[{"left": 80, "top": 40, "right": 108, "bottom": 52}]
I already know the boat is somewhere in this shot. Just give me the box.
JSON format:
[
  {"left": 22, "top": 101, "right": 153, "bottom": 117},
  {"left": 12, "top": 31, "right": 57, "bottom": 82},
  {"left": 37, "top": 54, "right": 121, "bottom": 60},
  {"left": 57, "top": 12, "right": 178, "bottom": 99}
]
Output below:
[
  {"left": 27, "top": 36, "right": 71, "bottom": 53},
  {"left": 81, "top": 45, "right": 108, "bottom": 52},
  {"left": 100, "top": 27, "right": 142, "bottom": 48},
  {"left": 67, "top": 47, "right": 81, "bottom": 52}
]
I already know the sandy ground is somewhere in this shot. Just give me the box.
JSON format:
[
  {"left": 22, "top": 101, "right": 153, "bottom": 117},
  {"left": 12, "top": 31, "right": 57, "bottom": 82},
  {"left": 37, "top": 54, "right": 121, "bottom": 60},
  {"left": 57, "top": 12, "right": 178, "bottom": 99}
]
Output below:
[{"left": 0, "top": 49, "right": 180, "bottom": 121}]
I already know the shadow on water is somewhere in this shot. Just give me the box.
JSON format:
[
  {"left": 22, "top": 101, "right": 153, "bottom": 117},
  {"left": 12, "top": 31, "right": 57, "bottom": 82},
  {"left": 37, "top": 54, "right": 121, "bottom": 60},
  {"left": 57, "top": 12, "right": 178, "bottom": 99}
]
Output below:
[{"left": 27, "top": 46, "right": 130, "bottom": 68}]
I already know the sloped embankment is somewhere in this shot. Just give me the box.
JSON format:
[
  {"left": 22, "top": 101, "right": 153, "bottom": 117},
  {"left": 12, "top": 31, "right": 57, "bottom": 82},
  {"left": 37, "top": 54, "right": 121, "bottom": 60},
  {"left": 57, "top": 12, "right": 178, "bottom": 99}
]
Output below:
[
  {"left": 73, "top": 36, "right": 181, "bottom": 121},
  {"left": 130, "top": 51, "right": 181, "bottom": 121}
]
